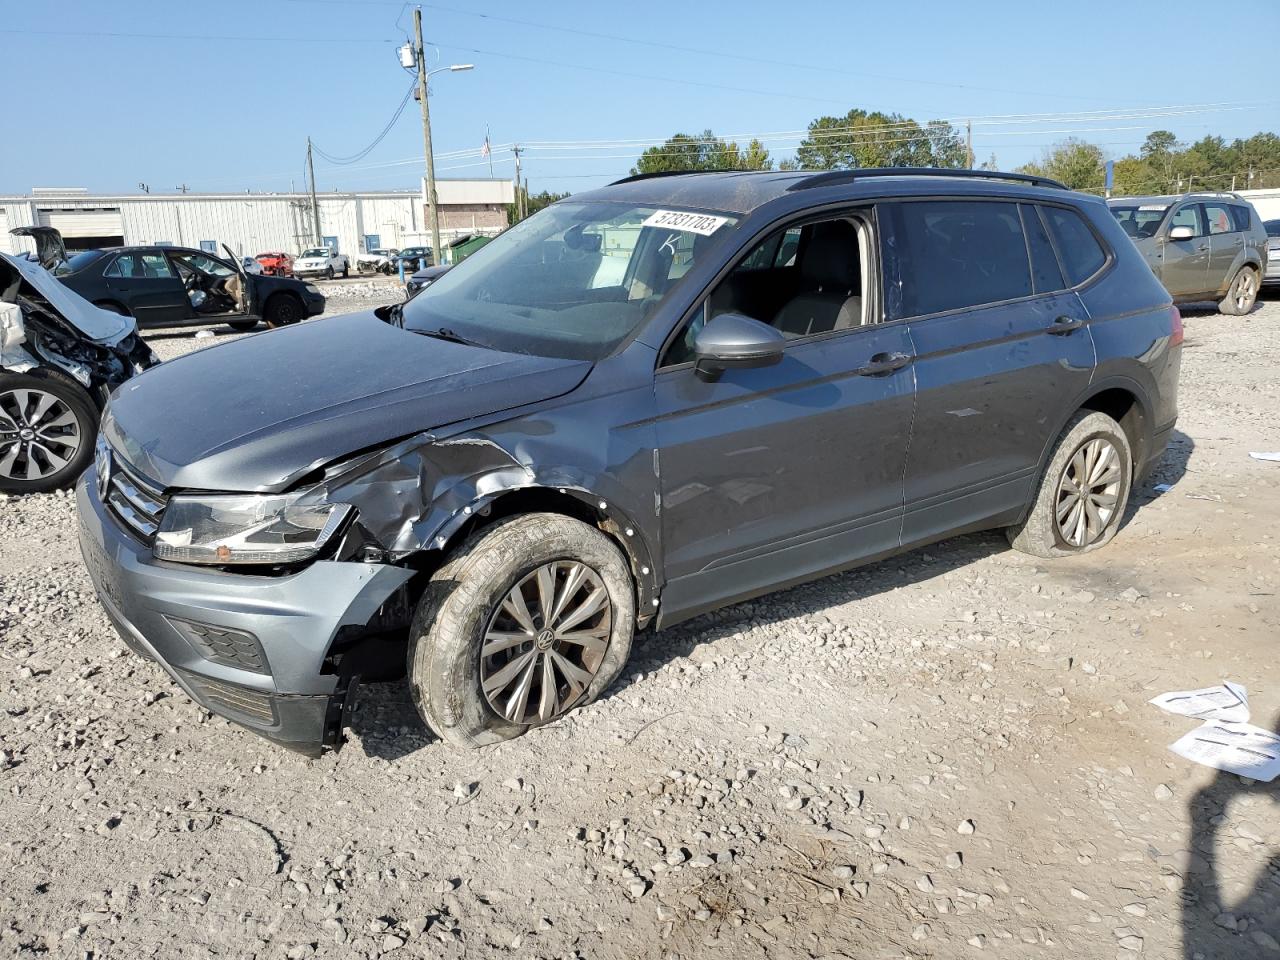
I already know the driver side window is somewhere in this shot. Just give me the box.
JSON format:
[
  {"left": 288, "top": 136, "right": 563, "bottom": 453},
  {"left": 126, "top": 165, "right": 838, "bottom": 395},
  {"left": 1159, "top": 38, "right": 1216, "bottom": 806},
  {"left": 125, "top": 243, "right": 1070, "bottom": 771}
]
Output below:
[{"left": 661, "top": 215, "right": 869, "bottom": 367}]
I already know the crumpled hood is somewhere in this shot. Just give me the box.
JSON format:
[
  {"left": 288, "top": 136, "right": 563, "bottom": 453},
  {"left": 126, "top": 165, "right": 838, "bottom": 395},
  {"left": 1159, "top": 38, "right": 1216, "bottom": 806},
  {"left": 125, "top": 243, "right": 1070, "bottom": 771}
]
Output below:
[
  {"left": 103, "top": 311, "right": 592, "bottom": 492},
  {"left": 0, "top": 252, "right": 135, "bottom": 346}
]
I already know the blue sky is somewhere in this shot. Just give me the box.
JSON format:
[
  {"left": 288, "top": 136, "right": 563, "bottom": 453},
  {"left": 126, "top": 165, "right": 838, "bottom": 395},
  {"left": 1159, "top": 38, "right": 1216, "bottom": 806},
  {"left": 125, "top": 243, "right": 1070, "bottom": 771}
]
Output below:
[{"left": 4, "top": 0, "right": 1277, "bottom": 196}]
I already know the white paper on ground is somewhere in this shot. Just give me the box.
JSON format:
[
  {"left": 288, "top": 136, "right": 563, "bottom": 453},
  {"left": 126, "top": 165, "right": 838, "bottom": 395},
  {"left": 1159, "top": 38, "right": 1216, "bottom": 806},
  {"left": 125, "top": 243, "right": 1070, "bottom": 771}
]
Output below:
[
  {"left": 1149, "top": 682, "right": 1249, "bottom": 723},
  {"left": 1249, "top": 452, "right": 1280, "bottom": 462},
  {"left": 1169, "top": 720, "right": 1280, "bottom": 782}
]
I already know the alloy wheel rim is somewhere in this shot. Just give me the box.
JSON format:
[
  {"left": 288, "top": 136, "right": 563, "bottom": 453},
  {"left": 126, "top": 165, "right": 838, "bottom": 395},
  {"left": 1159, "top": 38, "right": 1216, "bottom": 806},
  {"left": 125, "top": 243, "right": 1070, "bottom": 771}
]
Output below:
[
  {"left": 1235, "top": 271, "right": 1255, "bottom": 311},
  {"left": 480, "top": 560, "right": 612, "bottom": 725},
  {"left": 0, "top": 388, "right": 82, "bottom": 482},
  {"left": 1055, "top": 437, "right": 1122, "bottom": 548}
]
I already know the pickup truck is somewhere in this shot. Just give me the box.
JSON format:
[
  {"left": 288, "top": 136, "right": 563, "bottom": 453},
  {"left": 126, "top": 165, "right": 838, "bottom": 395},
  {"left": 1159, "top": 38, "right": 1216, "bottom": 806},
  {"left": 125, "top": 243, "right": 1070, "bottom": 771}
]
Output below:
[{"left": 293, "top": 247, "right": 350, "bottom": 280}]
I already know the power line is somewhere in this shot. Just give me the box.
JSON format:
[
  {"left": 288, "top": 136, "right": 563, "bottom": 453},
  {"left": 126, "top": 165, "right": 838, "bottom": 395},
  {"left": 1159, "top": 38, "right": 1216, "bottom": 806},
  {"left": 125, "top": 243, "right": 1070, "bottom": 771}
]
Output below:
[
  {"left": 312, "top": 81, "right": 417, "bottom": 164},
  {"left": 0, "top": 26, "right": 394, "bottom": 43}
]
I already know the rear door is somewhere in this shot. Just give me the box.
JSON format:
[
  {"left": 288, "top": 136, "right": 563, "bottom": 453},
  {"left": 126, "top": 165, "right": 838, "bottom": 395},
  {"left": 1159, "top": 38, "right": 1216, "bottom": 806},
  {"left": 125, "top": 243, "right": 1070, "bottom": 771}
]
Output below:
[
  {"left": 1202, "top": 201, "right": 1245, "bottom": 293},
  {"left": 881, "top": 198, "right": 1098, "bottom": 545},
  {"left": 102, "top": 251, "right": 189, "bottom": 326},
  {"left": 1160, "top": 202, "right": 1211, "bottom": 297}
]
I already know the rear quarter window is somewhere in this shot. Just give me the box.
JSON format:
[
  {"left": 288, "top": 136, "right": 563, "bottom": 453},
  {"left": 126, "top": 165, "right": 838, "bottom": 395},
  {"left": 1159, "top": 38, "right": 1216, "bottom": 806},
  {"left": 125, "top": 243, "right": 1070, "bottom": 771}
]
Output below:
[
  {"left": 1228, "top": 205, "right": 1254, "bottom": 232},
  {"left": 1043, "top": 206, "right": 1108, "bottom": 286}
]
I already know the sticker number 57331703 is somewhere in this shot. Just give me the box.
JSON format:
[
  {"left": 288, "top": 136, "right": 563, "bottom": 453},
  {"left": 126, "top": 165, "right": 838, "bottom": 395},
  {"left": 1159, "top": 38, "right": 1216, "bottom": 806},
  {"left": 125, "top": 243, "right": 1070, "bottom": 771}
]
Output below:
[{"left": 640, "top": 210, "right": 730, "bottom": 236}]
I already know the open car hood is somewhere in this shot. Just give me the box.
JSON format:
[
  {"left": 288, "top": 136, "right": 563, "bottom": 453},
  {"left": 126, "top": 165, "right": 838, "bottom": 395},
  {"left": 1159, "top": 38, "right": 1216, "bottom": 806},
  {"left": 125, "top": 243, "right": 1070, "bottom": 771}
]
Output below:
[
  {"left": 0, "top": 251, "right": 135, "bottom": 346},
  {"left": 10, "top": 225, "right": 67, "bottom": 270}
]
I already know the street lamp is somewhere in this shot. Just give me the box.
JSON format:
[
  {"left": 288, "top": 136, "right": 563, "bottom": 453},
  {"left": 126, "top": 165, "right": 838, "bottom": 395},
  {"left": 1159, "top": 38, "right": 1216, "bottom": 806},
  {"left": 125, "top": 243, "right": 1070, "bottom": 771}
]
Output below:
[{"left": 412, "top": 8, "right": 474, "bottom": 264}]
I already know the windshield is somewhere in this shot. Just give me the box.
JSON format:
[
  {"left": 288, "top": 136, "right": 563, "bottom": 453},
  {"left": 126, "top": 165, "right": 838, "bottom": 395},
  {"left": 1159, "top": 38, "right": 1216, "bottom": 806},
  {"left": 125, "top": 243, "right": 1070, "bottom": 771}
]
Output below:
[
  {"left": 401, "top": 201, "right": 738, "bottom": 361},
  {"left": 1109, "top": 204, "right": 1169, "bottom": 239},
  {"left": 301, "top": 248, "right": 329, "bottom": 258},
  {"left": 53, "top": 250, "right": 104, "bottom": 275}
]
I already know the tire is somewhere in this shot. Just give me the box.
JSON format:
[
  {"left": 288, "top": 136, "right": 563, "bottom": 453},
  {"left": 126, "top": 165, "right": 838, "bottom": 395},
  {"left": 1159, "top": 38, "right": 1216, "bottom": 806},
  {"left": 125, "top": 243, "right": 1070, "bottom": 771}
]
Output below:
[
  {"left": 0, "top": 368, "right": 99, "bottom": 494},
  {"left": 341, "top": 263, "right": 350, "bottom": 278},
  {"left": 262, "top": 294, "right": 303, "bottom": 329},
  {"left": 227, "top": 319, "right": 259, "bottom": 332},
  {"left": 1218, "top": 265, "right": 1258, "bottom": 316},
  {"left": 324, "top": 266, "right": 334, "bottom": 280},
  {"left": 94, "top": 301, "right": 131, "bottom": 317},
  {"left": 1006, "top": 410, "right": 1133, "bottom": 559},
  {"left": 408, "top": 513, "right": 636, "bottom": 749}
]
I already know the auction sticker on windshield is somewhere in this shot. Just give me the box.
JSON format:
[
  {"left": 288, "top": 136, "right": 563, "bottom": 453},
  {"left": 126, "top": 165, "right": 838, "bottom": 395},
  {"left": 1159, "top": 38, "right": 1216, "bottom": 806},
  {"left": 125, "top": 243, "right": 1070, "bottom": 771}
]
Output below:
[{"left": 641, "top": 210, "right": 730, "bottom": 236}]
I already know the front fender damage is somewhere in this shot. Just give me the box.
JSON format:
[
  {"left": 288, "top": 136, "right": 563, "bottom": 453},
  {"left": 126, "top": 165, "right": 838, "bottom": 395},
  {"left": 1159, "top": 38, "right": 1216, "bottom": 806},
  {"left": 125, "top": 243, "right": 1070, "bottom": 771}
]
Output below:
[{"left": 312, "top": 431, "right": 660, "bottom": 616}]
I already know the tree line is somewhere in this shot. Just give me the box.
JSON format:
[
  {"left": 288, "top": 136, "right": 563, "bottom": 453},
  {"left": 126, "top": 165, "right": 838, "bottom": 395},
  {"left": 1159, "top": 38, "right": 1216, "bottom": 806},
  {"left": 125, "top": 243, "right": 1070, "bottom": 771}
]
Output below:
[{"left": 629, "top": 109, "right": 1280, "bottom": 197}]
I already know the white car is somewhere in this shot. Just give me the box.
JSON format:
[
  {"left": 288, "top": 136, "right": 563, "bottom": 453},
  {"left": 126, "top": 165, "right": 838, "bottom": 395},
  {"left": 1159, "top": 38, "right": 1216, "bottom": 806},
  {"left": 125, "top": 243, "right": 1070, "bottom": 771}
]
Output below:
[
  {"left": 355, "top": 247, "right": 399, "bottom": 274},
  {"left": 293, "top": 247, "right": 350, "bottom": 280},
  {"left": 239, "top": 256, "right": 264, "bottom": 276}
]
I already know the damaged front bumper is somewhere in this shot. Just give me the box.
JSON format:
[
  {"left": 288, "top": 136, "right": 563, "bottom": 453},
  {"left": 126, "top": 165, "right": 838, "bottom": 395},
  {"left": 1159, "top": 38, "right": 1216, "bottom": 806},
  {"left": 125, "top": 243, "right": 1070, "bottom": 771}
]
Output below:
[{"left": 75, "top": 472, "right": 414, "bottom": 756}]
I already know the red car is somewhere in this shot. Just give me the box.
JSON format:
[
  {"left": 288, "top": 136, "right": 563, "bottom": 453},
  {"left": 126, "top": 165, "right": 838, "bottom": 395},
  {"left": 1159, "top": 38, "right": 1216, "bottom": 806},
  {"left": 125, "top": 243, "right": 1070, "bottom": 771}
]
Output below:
[{"left": 255, "top": 252, "right": 293, "bottom": 277}]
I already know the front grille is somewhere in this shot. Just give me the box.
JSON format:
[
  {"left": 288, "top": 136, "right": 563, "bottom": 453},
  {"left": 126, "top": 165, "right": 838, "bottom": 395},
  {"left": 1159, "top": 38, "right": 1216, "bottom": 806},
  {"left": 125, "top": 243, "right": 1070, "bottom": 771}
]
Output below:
[
  {"left": 176, "top": 668, "right": 278, "bottom": 726},
  {"left": 104, "top": 456, "right": 168, "bottom": 543},
  {"left": 166, "top": 617, "right": 270, "bottom": 674}
]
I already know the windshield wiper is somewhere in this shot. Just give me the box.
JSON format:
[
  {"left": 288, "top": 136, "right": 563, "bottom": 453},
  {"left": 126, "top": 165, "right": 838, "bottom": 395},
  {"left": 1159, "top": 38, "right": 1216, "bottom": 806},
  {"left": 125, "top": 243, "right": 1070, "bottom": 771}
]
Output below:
[{"left": 411, "top": 326, "right": 487, "bottom": 348}]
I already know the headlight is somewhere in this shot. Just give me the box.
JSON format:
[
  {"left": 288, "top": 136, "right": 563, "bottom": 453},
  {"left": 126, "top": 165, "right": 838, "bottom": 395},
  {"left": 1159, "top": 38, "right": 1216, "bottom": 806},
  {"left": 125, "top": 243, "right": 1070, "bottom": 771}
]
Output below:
[{"left": 154, "top": 492, "right": 352, "bottom": 565}]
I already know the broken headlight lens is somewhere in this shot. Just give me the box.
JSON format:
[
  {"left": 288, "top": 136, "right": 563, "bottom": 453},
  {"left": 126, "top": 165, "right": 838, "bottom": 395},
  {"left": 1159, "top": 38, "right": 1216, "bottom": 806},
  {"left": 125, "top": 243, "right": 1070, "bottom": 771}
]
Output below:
[{"left": 153, "top": 493, "right": 352, "bottom": 565}]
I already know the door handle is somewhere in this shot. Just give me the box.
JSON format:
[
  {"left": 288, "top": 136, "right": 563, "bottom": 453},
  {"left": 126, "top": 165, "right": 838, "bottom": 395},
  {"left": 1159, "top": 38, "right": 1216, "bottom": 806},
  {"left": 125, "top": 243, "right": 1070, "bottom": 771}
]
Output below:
[
  {"left": 1046, "top": 315, "right": 1084, "bottom": 335},
  {"left": 1197, "top": 243, "right": 1209, "bottom": 252},
  {"left": 856, "top": 351, "right": 913, "bottom": 376}
]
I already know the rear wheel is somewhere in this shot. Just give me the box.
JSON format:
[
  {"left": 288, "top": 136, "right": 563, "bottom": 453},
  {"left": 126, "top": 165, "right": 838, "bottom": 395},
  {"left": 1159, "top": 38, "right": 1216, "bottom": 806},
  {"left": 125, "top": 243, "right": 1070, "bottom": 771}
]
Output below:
[
  {"left": 408, "top": 513, "right": 635, "bottom": 748},
  {"left": 0, "top": 369, "right": 98, "bottom": 494},
  {"left": 1219, "top": 265, "right": 1258, "bottom": 315},
  {"left": 263, "top": 294, "right": 303, "bottom": 329},
  {"left": 1006, "top": 410, "right": 1132, "bottom": 559},
  {"left": 342, "top": 263, "right": 350, "bottom": 278}
]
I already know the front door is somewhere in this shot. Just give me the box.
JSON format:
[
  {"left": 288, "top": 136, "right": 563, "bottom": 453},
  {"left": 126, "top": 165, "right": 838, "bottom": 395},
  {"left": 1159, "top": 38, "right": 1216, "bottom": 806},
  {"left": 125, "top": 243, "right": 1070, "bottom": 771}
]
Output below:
[
  {"left": 654, "top": 325, "right": 916, "bottom": 621},
  {"left": 1160, "top": 202, "right": 1211, "bottom": 297},
  {"left": 879, "top": 199, "right": 1098, "bottom": 544},
  {"left": 102, "top": 251, "right": 188, "bottom": 326}
]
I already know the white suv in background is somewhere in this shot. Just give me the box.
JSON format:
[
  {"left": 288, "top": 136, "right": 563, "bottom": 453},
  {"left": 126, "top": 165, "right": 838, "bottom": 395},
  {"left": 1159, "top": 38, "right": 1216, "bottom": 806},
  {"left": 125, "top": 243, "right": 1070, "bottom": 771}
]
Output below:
[{"left": 293, "top": 247, "right": 350, "bottom": 280}]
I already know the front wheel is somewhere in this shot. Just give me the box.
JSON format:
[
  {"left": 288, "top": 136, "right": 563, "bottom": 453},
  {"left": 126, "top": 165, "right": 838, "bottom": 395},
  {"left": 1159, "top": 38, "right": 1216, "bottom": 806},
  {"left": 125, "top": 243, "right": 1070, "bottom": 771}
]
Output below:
[
  {"left": 1219, "top": 266, "right": 1258, "bottom": 315},
  {"left": 1006, "top": 410, "right": 1132, "bottom": 559},
  {"left": 324, "top": 266, "right": 334, "bottom": 280},
  {"left": 408, "top": 513, "right": 636, "bottom": 748},
  {"left": 263, "top": 294, "right": 303, "bottom": 328},
  {"left": 0, "top": 369, "right": 98, "bottom": 494}
]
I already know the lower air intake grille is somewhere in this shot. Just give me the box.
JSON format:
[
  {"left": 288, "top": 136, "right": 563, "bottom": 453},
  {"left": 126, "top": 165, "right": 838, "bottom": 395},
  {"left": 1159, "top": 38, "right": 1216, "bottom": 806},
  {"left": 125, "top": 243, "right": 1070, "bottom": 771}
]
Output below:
[
  {"left": 176, "top": 669, "right": 278, "bottom": 726},
  {"left": 166, "top": 617, "right": 270, "bottom": 674}
]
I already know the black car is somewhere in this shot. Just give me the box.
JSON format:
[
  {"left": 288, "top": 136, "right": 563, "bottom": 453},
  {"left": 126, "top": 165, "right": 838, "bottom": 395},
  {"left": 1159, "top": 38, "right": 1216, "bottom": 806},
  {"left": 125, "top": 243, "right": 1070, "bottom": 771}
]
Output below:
[
  {"left": 78, "top": 168, "right": 1180, "bottom": 755},
  {"left": 36, "top": 231, "right": 325, "bottom": 330},
  {"left": 393, "top": 245, "right": 434, "bottom": 272},
  {"left": 405, "top": 263, "right": 451, "bottom": 297}
]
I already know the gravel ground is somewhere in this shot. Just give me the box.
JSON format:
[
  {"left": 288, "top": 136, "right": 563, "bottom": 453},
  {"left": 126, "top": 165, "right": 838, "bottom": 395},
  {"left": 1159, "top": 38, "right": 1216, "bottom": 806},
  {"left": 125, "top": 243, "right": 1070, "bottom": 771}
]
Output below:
[{"left": 1, "top": 294, "right": 1278, "bottom": 959}]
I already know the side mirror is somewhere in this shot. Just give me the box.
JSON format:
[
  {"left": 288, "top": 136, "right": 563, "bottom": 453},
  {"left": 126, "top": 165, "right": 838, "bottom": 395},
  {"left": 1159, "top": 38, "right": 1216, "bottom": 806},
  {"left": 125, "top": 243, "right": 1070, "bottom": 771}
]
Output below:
[
  {"left": 1168, "top": 225, "right": 1194, "bottom": 241},
  {"left": 693, "top": 313, "right": 786, "bottom": 381}
]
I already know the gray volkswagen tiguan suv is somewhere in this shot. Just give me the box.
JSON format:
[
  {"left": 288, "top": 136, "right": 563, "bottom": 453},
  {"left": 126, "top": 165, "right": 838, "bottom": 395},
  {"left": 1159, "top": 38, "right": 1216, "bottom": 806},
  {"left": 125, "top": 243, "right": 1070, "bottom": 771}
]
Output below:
[{"left": 77, "top": 168, "right": 1181, "bottom": 755}]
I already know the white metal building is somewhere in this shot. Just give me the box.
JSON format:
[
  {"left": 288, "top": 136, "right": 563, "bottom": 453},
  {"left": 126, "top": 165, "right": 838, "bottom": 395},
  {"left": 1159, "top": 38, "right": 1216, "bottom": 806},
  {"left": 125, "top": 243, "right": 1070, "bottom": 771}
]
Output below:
[{"left": 0, "top": 179, "right": 515, "bottom": 258}]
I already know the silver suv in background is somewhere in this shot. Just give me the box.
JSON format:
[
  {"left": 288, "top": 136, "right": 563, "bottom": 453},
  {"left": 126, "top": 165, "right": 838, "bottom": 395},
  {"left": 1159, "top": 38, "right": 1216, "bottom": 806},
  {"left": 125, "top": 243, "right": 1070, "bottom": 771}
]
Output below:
[
  {"left": 1264, "top": 218, "right": 1280, "bottom": 286},
  {"left": 1108, "top": 193, "right": 1267, "bottom": 314}
]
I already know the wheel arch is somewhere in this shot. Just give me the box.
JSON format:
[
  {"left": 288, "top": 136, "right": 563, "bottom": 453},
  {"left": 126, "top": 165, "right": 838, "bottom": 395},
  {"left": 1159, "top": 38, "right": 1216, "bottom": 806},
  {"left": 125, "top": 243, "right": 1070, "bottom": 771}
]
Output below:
[
  {"left": 1033, "top": 377, "right": 1153, "bottom": 499},
  {"left": 92, "top": 299, "right": 131, "bottom": 317},
  {"left": 406, "top": 484, "right": 659, "bottom": 626}
]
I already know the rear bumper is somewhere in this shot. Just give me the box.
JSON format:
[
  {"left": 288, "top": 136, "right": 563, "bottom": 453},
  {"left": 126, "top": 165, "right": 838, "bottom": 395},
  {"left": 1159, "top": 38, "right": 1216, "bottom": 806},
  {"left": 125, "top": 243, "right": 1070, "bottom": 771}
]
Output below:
[{"left": 75, "top": 473, "right": 413, "bottom": 755}]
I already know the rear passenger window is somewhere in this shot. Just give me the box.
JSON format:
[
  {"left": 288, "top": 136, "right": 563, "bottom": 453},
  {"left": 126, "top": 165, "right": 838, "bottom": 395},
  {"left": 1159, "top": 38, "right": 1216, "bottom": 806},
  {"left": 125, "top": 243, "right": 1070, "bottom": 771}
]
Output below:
[
  {"left": 1020, "top": 204, "right": 1065, "bottom": 293},
  {"left": 882, "top": 200, "right": 1031, "bottom": 318},
  {"left": 1202, "top": 203, "right": 1234, "bottom": 236},
  {"left": 1043, "top": 207, "right": 1107, "bottom": 286}
]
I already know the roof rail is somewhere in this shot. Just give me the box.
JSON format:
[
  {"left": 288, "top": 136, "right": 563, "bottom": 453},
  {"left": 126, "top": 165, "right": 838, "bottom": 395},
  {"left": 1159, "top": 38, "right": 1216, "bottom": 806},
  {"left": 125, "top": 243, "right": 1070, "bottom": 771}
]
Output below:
[
  {"left": 609, "top": 168, "right": 743, "bottom": 185},
  {"left": 787, "top": 167, "right": 1070, "bottom": 192},
  {"left": 1183, "top": 190, "right": 1245, "bottom": 200}
]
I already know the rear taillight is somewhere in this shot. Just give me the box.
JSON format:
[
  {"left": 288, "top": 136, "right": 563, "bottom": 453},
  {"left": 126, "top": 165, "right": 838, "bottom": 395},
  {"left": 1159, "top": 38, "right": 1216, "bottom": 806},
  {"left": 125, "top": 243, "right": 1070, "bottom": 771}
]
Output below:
[{"left": 1170, "top": 305, "right": 1184, "bottom": 346}]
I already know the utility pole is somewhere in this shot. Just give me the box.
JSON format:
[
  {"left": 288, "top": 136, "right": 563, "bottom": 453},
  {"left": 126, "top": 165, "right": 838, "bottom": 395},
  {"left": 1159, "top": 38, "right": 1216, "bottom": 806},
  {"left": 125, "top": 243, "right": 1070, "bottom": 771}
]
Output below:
[
  {"left": 512, "top": 144, "right": 524, "bottom": 221},
  {"left": 965, "top": 120, "right": 974, "bottom": 169},
  {"left": 306, "top": 137, "right": 321, "bottom": 244},
  {"left": 413, "top": 8, "right": 442, "bottom": 263}
]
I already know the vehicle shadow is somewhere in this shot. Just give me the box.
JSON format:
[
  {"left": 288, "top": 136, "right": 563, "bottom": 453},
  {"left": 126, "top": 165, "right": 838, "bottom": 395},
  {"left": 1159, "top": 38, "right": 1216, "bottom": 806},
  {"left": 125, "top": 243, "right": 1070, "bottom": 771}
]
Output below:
[
  {"left": 1181, "top": 709, "right": 1280, "bottom": 959},
  {"left": 349, "top": 430, "right": 1199, "bottom": 762}
]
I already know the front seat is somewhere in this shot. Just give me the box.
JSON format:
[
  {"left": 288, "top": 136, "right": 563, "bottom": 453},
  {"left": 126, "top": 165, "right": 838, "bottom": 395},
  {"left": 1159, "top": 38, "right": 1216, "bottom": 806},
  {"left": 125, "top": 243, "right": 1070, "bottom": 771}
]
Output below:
[{"left": 773, "top": 220, "right": 862, "bottom": 337}]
